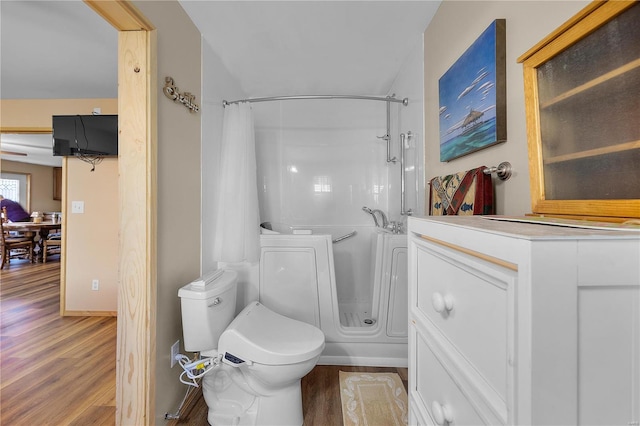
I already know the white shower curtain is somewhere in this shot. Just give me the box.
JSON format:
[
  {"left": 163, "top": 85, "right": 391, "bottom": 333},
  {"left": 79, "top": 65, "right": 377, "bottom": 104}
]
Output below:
[{"left": 213, "top": 102, "right": 260, "bottom": 263}]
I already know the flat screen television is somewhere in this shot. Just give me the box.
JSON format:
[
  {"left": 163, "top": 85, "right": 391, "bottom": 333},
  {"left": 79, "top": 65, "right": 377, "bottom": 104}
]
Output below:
[{"left": 52, "top": 115, "right": 118, "bottom": 157}]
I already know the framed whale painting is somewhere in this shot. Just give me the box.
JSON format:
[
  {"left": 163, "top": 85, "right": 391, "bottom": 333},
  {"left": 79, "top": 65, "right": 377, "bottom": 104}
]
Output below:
[{"left": 438, "top": 19, "right": 506, "bottom": 162}]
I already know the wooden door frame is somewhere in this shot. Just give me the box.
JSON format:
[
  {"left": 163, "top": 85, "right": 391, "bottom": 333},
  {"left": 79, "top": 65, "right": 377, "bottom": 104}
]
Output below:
[{"left": 84, "top": 2, "right": 157, "bottom": 424}]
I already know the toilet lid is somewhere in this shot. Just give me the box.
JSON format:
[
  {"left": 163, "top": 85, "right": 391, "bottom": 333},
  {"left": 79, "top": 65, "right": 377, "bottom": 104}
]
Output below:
[{"left": 218, "top": 302, "right": 325, "bottom": 365}]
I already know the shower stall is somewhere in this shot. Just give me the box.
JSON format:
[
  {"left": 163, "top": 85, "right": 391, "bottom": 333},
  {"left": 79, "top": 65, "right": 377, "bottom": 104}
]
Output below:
[{"left": 239, "top": 96, "right": 414, "bottom": 366}]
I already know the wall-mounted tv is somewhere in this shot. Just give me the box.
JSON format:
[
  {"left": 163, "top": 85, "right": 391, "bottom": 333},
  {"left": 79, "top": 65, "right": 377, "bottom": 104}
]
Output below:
[{"left": 52, "top": 115, "right": 118, "bottom": 157}]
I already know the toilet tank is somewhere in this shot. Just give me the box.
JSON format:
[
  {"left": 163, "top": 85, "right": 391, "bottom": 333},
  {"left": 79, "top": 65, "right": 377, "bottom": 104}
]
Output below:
[{"left": 178, "top": 270, "right": 238, "bottom": 352}]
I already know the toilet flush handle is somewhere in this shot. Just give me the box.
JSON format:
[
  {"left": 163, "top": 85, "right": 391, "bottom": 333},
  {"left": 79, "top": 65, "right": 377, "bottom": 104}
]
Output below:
[{"left": 209, "top": 297, "right": 221, "bottom": 307}]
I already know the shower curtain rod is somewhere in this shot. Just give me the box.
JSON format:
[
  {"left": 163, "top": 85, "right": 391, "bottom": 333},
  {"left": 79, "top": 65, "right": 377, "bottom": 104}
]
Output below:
[{"left": 222, "top": 94, "right": 409, "bottom": 107}]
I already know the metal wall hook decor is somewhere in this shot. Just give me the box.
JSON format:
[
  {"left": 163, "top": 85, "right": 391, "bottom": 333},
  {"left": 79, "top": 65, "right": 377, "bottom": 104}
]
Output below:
[
  {"left": 163, "top": 77, "right": 200, "bottom": 113},
  {"left": 483, "top": 161, "right": 512, "bottom": 181}
]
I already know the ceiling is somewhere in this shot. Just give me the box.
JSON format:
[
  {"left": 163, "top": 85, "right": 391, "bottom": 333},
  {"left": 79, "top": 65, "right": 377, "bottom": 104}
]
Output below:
[
  {"left": 1, "top": 0, "right": 440, "bottom": 167},
  {"left": 179, "top": 1, "right": 440, "bottom": 97}
]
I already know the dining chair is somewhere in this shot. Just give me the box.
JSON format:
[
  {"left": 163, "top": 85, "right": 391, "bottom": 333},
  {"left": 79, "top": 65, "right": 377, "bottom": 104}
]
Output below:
[
  {"left": 0, "top": 220, "right": 35, "bottom": 269},
  {"left": 42, "top": 233, "right": 62, "bottom": 263}
]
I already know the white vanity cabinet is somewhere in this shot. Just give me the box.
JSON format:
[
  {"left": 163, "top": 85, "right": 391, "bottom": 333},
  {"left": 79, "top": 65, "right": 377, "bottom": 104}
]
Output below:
[{"left": 407, "top": 216, "right": 640, "bottom": 426}]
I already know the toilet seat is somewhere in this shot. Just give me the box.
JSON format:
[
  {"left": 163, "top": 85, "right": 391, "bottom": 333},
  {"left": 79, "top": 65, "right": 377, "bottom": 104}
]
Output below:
[{"left": 219, "top": 302, "right": 325, "bottom": 366}]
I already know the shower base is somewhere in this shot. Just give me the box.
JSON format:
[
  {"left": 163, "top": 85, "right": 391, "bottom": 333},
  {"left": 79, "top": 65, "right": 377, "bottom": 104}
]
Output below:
[{"left": 339, "top": 302, "right": 376, "bottom": 327}]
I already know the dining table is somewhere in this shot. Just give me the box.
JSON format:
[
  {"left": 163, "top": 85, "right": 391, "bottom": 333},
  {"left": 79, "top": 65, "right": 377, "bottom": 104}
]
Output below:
[{"left": 3, "top": 221, "right": 62, "bottom": 261}]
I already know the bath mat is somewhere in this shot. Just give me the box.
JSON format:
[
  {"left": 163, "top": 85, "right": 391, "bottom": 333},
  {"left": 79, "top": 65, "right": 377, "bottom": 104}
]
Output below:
[{"left": 339, "top": 371, "right": 408, "bottom": 426}]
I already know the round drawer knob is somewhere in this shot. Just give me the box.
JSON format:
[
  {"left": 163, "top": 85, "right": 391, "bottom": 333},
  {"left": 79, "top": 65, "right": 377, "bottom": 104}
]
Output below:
[
  {"left": 431, "top": 400, "right": 454, "bottom": 425},
  {"left": 432, "top": 292, "right": 454, "bottom": 313}
]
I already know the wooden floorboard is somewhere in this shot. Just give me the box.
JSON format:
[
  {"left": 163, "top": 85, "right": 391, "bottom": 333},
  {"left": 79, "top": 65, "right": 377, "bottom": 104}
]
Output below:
[
  {"left": 1, "top": 258, "right": 409, "bottom": 425},
  {"left": 0, "top": 259, "right": 117, "bottom": 426}
]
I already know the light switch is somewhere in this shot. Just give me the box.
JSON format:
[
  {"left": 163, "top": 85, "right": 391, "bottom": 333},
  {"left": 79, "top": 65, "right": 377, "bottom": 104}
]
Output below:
[{"left": 71, "top": 201, "right": 84, "bottom": 214}]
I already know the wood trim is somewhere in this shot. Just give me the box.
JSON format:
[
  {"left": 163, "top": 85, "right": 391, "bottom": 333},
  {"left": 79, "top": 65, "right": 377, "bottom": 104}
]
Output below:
[
  {"left": 117, "top": 28, "right": 157, "bottom": 425},
  {"left": 532, "top": 199, "right": 640, "bottom": 219},
  {"left": 539, "top": 57, "right": 640, "bottom": 109},
  {"left": 544, "top": 139, "right": 640, "bottom": 164},
  {"left": 520, "top": 0, "right": 640, "bottom": 220},
  {"left": 522, "top": 65, "right": 545, "bottom": 212},
  {"left": 0, "top": 127, "right": 51, "bottom": 134},
  {"left": 60, "top": 158, "right": 68, "bottom": 316},
  {"left": 519, "top": 1, "right": 635, "bottom": 66},
  {"left": 417, "top": 234, "right": 518, "bottom": 272},
  {"left": 62, "top": 310, "right": 118, "bottom": 317},
  {"left": 84, "top": 0, "right": 154, "bottom": 31},
  {"left": 525, "top": 213, "right": 638, "bottom": 224},
  {"left": 517, "top": 0, "right": 632, "bottom": 63},
  {"left": 81, "top": 1, "right": 157, "bottom": 424},
  {"left": 53, "top": 167, "right": 62, "bottom": 201},
  {"left": 0, "top": 99, "right": 117, "bottom": 130}
]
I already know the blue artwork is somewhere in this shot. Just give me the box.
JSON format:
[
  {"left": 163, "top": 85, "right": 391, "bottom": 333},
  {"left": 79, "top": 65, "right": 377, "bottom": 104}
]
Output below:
[{"left": 439, "top": 20, "right": 506, "bottom": 162}]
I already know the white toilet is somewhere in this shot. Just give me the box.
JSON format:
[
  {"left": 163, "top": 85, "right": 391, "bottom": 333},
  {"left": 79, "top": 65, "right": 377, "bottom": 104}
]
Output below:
[{"left": 178, "top": 269, "right": 325, "bottom": 425}]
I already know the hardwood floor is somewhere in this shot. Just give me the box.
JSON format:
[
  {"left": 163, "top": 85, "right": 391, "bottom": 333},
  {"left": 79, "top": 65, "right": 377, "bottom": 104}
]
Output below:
[
  {"left": 1, "top": 258, "right": 408, "bottom": 425},
  {"left": 0, "top": 258, "right": 117, "bottom": 425}
]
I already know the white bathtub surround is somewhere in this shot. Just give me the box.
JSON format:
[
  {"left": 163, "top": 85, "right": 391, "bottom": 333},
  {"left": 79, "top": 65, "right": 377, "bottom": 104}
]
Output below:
[
  {"left": 260, "top": 226, "right": 408, "bottom": 367},
  {"left": 213, "top": 102, "right": 261, "bottom": 263},
  {"left": 254, "top": 99, "right": 391, "bottom": 227},
  {"left": 248, "top": 55, "right": 423, "bottom": 367}
]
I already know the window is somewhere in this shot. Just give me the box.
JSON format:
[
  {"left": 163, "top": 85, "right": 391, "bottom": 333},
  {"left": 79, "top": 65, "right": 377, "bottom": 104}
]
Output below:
[{"left": 0, "top": 172, "right": 31, "bottom": 211}]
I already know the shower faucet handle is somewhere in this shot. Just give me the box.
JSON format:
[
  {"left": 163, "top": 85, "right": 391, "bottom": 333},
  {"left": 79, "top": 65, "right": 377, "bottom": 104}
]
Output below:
[{"left": 387, "top": 221, "right": 404, "bottom": 234}]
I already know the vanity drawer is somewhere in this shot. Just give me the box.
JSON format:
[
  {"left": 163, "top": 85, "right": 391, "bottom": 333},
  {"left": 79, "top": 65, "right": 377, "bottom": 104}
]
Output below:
[
  {"left": 415, "top": 244, "right": 514, "bottom": 399},
  {"left": 415, "top": 330, "right": 486, "bottom": 426}
]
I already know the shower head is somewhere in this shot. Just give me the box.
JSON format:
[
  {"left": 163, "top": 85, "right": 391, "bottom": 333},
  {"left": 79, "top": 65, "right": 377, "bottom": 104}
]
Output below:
[{"left": 362, "top": 206, "right": 374, "bottom": 214}]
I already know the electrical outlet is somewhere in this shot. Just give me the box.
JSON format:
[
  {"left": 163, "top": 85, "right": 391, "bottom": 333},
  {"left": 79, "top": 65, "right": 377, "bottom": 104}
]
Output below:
[
  {"left": 92, "top": 279, "right": 99, "bottom": 291},
  {"left": 171, "top": 340, "right": 180, "bottom": 368}
]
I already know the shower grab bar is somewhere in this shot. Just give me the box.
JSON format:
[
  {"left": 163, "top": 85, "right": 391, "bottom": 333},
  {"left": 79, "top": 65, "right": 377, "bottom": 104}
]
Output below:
[
  {"left": 332, "top": 231, "right": 357, "bottom": 244},
  {"left": 400, "top": 132, "right": 413, "bottom": 216}
]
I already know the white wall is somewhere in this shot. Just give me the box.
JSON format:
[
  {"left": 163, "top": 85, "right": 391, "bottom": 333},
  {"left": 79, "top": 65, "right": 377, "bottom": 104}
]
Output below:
[{"left": 423, "top": 0, "right": 590, "bottom": 215}]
